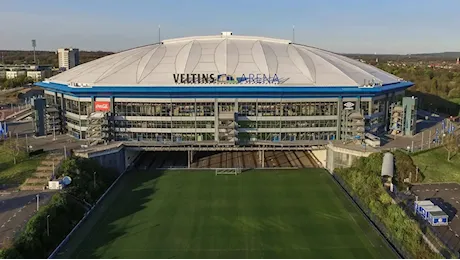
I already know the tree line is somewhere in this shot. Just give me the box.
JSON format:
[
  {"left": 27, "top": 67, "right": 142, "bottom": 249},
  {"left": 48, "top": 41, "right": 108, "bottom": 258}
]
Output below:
[
  {"left": 0, "top": 75, "right": 35, "bottom": 89},
  {"left": 0, "top": 50, "right": 112, "bottom": 67}
]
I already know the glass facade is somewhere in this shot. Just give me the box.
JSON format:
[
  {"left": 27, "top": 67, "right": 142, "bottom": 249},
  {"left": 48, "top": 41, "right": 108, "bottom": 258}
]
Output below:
[
  {"left": 238, "top": 102, "right": 338, "bottom": 116},
  {"left": 45, "top": 92, "right": 404, "bottom": 143},
  {"left": 114, "top": 102, "right": 215, "bottom": 117}
]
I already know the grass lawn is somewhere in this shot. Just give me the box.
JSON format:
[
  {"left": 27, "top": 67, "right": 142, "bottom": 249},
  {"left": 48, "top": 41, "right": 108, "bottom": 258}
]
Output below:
[
  {"left": 0, "top": 149, "right": 43, "bottom": 185},
  {"left": 412, "top": 147, "right": 460, "bottom": 183},
  {"left": 56, "top": 169, "right": 395, "bottom": 259}
]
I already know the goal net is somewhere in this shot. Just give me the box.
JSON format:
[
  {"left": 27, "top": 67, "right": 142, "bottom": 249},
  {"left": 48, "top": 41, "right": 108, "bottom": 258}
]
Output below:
[{"left": 215, "top": 168, "right": 242, "bottom": 176}]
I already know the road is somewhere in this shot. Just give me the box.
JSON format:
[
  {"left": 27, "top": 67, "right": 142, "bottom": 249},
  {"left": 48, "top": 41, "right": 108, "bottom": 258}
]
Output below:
[{"left": 0, "top": 191, "right": 54, "bottom": 248}]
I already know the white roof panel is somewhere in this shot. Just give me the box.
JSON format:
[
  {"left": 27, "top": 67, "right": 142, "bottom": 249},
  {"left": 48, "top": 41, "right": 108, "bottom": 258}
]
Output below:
[{"left": 48, "top": 33, "right": 401, "bottom": 87}]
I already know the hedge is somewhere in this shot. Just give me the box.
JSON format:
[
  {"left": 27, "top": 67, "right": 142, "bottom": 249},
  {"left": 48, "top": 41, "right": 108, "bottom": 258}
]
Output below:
[{"left": 335, "top": 152, "right": 440, "bottom": 259}]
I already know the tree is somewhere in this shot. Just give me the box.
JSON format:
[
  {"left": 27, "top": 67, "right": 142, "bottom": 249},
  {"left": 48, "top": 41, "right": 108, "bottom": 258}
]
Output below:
[
  {"left": 2, "top": 138, "right": 27, "bottom": 164},
  {"left": 444, "top": 134, "right": 459, "bottom": 161}
]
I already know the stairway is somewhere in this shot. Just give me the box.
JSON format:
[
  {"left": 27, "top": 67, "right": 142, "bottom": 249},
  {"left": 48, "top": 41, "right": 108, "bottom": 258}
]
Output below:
[{"left": 21, "top": 154, "right": 64, "bottom": 191}]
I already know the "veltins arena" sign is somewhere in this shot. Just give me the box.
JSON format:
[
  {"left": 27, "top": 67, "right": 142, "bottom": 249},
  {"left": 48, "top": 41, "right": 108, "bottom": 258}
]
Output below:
[{"left": 173, "top": 73, "right": 280, "bottom": 85}]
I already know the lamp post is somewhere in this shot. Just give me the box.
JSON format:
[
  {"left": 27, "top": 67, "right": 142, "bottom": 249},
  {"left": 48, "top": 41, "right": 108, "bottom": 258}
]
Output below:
[
  {"left": 46, "top": 215, "right": 50, "bottom": 236},
  {"left": 93, "top": 171, "right": 96, "bottom": 189},
  {"left": 36, "top": 194, "right": 39, "bottom": 211}
]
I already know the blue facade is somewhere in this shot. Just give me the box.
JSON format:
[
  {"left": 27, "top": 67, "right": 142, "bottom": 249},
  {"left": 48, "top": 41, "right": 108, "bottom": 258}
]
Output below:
[{"left": 36, "top": 81, "right": 413, "bottom": 99}]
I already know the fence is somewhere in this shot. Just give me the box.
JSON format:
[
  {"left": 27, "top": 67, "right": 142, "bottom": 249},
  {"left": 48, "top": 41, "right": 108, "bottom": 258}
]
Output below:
[
  {"left": 331, "top": 173, "right": 411, "bottom": 259},
  {"left": 395, "top": 120, "right": 460, "bottom": 154}
]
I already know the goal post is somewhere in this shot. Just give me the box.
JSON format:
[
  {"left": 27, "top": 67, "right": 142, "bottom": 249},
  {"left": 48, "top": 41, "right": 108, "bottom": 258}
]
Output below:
[{"left": 215, "top": 168, "right": 242, "bottom": 176}]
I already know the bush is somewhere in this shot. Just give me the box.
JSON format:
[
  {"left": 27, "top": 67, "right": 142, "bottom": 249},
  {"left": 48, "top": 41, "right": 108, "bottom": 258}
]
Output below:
[
  {"left": 336, "top": 153, "right": 439, "bottom": 258},
  {"left": 59, "top": 157, "right": 118, "bottom": 204}
]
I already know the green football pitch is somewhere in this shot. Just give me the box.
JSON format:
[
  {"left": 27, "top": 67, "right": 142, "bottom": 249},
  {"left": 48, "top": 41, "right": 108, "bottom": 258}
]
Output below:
[{"left": 57, "top": 169, "right": 397, "bottom": 259}]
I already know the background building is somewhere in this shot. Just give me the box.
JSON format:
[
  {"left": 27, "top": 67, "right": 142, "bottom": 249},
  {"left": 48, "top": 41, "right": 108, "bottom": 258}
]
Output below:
[
  {"left": 37, "top": 32, "right": 412, "bottom": 146},
  {"left": 57, "top": 48, "right": 80, "bottom": 70},
  {"left": 0, "top": 65, "right": 52, "bottom": 80},
  {"left": 6, "top": 70, "right": 26, "bottom": 79},
  {"left": 27, "top": 70, "right": 46, "bottom": 81}
]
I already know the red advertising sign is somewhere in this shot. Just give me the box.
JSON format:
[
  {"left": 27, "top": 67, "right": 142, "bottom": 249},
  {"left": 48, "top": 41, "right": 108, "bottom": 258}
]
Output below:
[{"left": 94, "top": 101, "right": 110, "bottom": 112}]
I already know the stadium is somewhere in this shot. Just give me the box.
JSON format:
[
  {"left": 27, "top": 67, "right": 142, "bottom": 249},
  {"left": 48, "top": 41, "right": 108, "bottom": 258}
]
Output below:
[
  {"left": 30, "top": 32, "right": 414, "bottom": 258},
  {"left": 36, "top": 32, "right": 413, "bottom": 147}
]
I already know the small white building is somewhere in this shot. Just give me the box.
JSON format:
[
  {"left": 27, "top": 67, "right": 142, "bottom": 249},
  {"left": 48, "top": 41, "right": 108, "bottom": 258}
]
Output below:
[
  {"left": 6, "top": 70, "right": 26, "bottom": 79},
  {"left": 27, "top": 70, "right": 46, "bottom": 81},
  {"left": 414, "top": 200, "right": 448, "bottom": 226}
]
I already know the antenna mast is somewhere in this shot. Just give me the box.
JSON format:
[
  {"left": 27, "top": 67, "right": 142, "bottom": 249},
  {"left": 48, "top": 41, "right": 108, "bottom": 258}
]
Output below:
[
  {"left": 158, "top": 25, "right": 161, "bottom": 43},
  {"left": 292, "top": 25, "right": 295, "bottom": 43}
]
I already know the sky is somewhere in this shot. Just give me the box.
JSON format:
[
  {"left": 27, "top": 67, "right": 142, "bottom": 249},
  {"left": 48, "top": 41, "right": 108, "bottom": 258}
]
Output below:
[{"left": 0, "top": 0, "right": 459, "bottom": 54}]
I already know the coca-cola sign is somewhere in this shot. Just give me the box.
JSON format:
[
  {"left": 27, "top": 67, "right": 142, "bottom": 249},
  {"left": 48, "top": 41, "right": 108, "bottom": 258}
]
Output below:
[{"left": 94, "top": 101, "right": 110, "bottom": 112}]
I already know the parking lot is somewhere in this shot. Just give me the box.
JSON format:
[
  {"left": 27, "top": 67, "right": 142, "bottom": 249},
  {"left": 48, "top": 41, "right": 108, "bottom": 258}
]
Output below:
[{"left": 411, "top": 183, "right": 460, "bottom": 252}]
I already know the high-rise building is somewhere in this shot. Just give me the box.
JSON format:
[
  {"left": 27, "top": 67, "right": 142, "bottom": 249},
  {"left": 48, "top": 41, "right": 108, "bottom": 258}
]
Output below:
[{"left": 57, "top": 48, "right": 80, "bottom": 70}]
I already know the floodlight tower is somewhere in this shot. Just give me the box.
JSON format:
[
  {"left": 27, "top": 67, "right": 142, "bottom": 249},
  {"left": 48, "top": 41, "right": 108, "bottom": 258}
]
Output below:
[{"left": 32, "top": 39, "right": 37, "bottom": 64}]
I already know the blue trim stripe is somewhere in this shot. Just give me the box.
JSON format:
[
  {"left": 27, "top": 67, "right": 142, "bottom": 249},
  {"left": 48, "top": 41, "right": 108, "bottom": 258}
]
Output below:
[{"left": 36, "top": 81, "right": 413, "bottom": 98}]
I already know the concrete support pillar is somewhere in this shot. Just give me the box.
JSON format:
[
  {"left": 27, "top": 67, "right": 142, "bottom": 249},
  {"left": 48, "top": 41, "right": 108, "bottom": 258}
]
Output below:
[
  {"left": 59, "top": 93, "right": 66, "bottom": 134},
  {"left": 214, "top": 100, "right": 219, "bottom": 142},
  {"left": 91, "top": 96, "right": 96, "bottom": 113},
  {"left": 187, "top": 150, "right": 191, "bottom": 168},
  {"left": 257, "top": 150, "right": 262, "bottom": 165},
  {"left": 110, "top": 96, "right": 115, "bottom": 113},
  {"left": 337, "top": 97, "right": 342, "bottom": 140},
  {"left": 368, "top": 99, "right": 373, "bottom": 117},
  {"left": 384, "top": 94, "right": 390, "bottom": 132},
  {"left": 261, "top": 149, "right": 265, "bottom": 168},
  {"left": 356, "top": 96, "right": 361, "bottom": 113}
]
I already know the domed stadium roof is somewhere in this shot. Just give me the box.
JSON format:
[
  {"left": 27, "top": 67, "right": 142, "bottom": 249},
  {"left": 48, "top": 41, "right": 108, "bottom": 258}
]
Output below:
[{"left": 48, "top": 33, "right": 402, "bottom": 87}]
